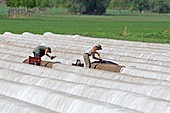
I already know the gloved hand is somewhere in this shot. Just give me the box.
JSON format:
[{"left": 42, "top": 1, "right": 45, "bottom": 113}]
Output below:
[
  {"left": 99, "top": 58, "right": 102, "bottom": 62},
  {"left": 50, "top": 56, "right": 56, "bottom": 60}
]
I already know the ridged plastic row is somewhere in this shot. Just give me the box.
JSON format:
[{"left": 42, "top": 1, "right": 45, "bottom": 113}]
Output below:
[
  {"left": 0, "top": 59, "right": 169, "bottom": 113},
  {"left": 0, "top": 32, "right": 170, "bottom": 113},
  {"left": 1, "top": 33, "right": 170, "bottom": 73}
]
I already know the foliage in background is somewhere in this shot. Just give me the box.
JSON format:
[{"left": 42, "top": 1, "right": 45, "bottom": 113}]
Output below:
[
  {"left": 0, "top": 2, "right": 170, "bottom": 44},
  {"left": 4, "top": 0, "right": 170, "bottom": 16},
  {"left": 0, "top": 5, "right": 170, "bottom": 44},
  {"left": 108, "top": 0, "right": 170, "bottom": 13},
  {"left": 67, "top": 0, "right": 111, "bottom": 15}
]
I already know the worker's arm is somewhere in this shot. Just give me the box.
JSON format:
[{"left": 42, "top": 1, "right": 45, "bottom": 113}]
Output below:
[
  {"left": 91, "top": 47, "right": 102, "bottom": 60},
  {"left": 46, "top": 53, "right": 56, "bottom": 60},
  {"left": 45, "top": 49, "right": 51, "bottom": 58},
  {"left": 46, "top": 53, "right": 51, "bottom": 58},
  {"left": 92, "top": 53, "right": 102, "bottom": 60},
  {"left": 45, "top": 49, "right": 56, "bottom": 60}
]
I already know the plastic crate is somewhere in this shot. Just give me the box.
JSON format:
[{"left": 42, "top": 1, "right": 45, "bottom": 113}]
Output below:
[{"left": 28, "top": 56, "right": 41, "bottom": 66}]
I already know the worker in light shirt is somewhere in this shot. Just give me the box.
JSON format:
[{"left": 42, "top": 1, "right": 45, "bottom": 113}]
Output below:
[{"left": 83, "top": 44, "right": 102, "bottom": 68}]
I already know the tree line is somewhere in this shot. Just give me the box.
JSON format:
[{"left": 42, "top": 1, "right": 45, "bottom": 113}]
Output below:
[{"left": 5, "top": 0, "right": 170, "bottom": 17}]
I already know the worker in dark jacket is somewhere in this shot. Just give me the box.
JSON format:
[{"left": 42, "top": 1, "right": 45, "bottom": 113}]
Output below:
[{"left": 33, "top": 45, "right": 56, "bottom": 60}]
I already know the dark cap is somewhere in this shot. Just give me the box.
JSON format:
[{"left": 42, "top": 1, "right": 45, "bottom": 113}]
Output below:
[
  {"left": 47, "top": 47, "right": 51, "bottom": 53},
  {"left": 95, "top": 44, "right": 102, "bottom": 50}
]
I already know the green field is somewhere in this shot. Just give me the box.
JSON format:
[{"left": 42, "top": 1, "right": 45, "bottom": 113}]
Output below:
[{"left": 0, "top": 4, "right": 170, "bottom": 43}]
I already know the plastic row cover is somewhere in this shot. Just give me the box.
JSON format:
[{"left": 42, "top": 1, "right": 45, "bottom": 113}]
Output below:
[
  {"left": 2, "top": 32, "right": 170, "bottom": 61},
  {"left": 0, "top": 94, "right": 57, "bottom": 113},
  {"left": 1, "top": 60, "right": 170, "bottom": 113},
  {"left": 0, "top": 79, "right": 140, "bottom": 113}
]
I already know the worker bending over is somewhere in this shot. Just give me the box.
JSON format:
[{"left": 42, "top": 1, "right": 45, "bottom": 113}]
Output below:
[
  {"left": 33, "top": 45, "right": 56, "bottom": 60},
  {"left": 83, "top": 44, "right": 102, "bottom": 68}
]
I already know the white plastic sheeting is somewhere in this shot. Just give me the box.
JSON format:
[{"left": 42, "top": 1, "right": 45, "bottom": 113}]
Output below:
[
  {"left": 0, "top": 79, "right": 140, "bottom": 113},
  {"left": 1, "top": 61, "right": 170, "bottom": 102},
  {"left": 0, "top": 95, "right": 58, "bottom": 113},
  {"left": 0, "top": 32, "right": 170, "bottom": 113}
]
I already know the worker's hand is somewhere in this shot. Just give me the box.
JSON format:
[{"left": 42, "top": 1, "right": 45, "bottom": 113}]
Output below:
[
  {"left": 50, "top": 56, "right": 56, "bottom": 60},
  {"left": 99, "top": 58, "right": 102, "bottom": 62}
]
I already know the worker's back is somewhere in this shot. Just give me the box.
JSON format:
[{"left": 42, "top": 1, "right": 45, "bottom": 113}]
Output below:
[{"left": 33, "top": 46, "right": 47, "bottom": 57}]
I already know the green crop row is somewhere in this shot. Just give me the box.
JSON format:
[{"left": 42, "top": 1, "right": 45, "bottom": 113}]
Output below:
[{"left": 0, "top": 5, "right": 170, "bottom": 43}]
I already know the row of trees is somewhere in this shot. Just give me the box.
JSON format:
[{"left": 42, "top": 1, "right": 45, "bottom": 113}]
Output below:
[
  {"left": 109, "top": 0, "right": 170, "bottom": 13},
  {"left": 5, "top": 0, "right": 170, "bottom": 16},
  {"left": 6, "top": 0, "right": 67, "bottom": 17},
  {"left": 66, "top": 0, "right": 111, "bottom": 15}
]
